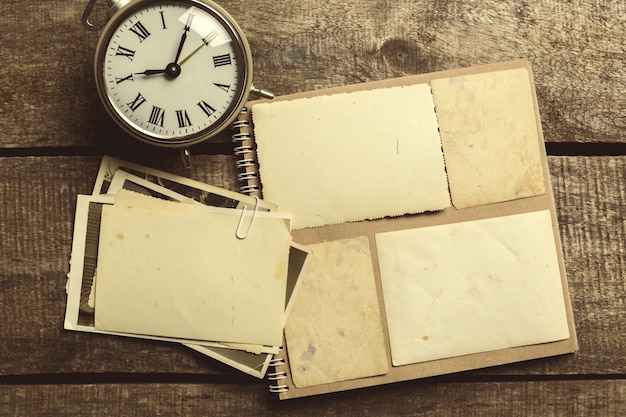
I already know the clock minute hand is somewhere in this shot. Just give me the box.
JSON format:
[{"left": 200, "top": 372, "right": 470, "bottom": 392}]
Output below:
[
  {"left": 173, "top": 30, "right": 188, "bottom": 63},
  {"left": 174, "top": 14, "right": 194, "bottom": 63}
]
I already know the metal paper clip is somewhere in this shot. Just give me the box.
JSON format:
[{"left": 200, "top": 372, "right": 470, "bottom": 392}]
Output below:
[
  {"left": 180, "top": 148, "right": 192, "bottom": 169},
  {"left": 82, "top": 0, "right": 106, "bottom": 31},
  {"left": 236, "top": 196, "right": 259, "bottom": 239}
]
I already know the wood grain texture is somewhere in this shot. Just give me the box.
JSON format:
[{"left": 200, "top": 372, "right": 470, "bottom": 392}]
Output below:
[
  {"left": 0, "top": 155, "right": 240, "bottom": 376},
  {"left": 238, "top": 0, "right": 626, "bottom": 146},
  {"left": 1, "top": 156, "right": 624, "bottom": 378},
  {"left": 2, "top": 380, "right": 626, "bottom": 416},
  {"left": 551, "top": 156, "right": 626, "bottom": 374},
  {"left": 1, "top": 0, "right": 625, "bottom": 414},
  {"left": 0, "top": 1, "right": 624, "bottom": 148}
]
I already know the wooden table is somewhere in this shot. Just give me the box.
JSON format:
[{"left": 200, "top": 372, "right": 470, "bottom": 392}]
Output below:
[{"left": 1, "top": 1, "right": 625, "bottom": 415}]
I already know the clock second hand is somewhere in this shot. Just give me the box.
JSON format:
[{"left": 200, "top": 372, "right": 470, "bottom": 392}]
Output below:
[{"left": 177, "top": 43, "right": 204, "bottom": 66}]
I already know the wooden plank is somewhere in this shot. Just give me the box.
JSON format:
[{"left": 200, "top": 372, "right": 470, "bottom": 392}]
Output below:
[
  {"left": 0, "top": 155, "right": 240, "bottom": 376},
  {"left": 1, "top": 2, "right": 107, "bottom": 148},
  {"left": 238, "top": 0, "right": 626, "bottom": 145},
  {"left": 2, "top": 380, "right": 626, "bottom": 416},
  {"left": 1, "top": 1, "right": 624, "bottom": 148},
  {"left": 550, "top": 156, "right": 626, "bottom": 372},
  {"left": 480, "top": 156, "right": 626, "bottom": 377},
  {"left": 0, "top": 155, "right": 625, "bottom": 379}
]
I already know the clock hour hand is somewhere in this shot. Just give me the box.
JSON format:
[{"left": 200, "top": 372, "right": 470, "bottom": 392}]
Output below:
[
  {"left": 134, "top": 69, "right": 167, "bottom": 76},
  {"left": 135, "top": 62, "right": 182, "bottom": 79}
]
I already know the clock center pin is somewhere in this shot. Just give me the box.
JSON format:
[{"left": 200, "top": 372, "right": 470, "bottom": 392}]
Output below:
[{"left": 165, "top": 63, "right": 182, "bottom": 79}]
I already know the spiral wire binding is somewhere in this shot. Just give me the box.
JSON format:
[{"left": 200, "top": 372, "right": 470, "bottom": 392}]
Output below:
[
  {"left": 240, "top": 184, "right": 260, "bottom": 195},
  {"left": 231, "top": 107, "right": 260, "bottom": 195},
  {"left": 236, "top": 158, "right": 256, "bottom": 168},
  {"left": 234, "top": 145, "right": 254, "bottom": 155},
  {"left": 268, "top": 348, "right": 289, "bottom": 393},
  {"left": 233, "top": 107, "right": 288, "bottom": 393}
]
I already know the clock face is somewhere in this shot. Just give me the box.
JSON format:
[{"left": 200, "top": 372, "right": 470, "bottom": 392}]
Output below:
[{"left": 95, "top": 0, "right": 252, "bottom": 146}]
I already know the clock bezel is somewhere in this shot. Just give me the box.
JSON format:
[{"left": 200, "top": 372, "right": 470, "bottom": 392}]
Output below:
[{"left": 94, "top": 0, "right": 253, "bottom": 147}]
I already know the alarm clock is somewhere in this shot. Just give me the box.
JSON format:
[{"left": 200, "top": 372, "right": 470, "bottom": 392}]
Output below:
[{"left": 83, "top": 0, "right": 269, "bottom": 149}]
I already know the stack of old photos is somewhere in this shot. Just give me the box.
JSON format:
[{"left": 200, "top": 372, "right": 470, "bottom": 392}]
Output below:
[{"left": 64, "top": 156, "right": 310, "bottom": 378}]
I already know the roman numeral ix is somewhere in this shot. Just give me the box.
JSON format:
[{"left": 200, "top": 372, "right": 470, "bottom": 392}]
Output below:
[{"left": 115, "top": 74, "right": 134, "bottom": 84}]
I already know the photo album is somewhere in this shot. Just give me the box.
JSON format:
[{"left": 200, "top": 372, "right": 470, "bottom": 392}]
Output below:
[
  {"left": 233, "top": 59, "right": 577, "bottom": 399},
  {"left": 65, "top": 59, "right": 577, "bottom": 400}
]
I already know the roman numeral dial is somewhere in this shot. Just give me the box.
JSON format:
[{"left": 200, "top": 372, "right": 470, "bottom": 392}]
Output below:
[{"left": 95, "top": 0, "right": 253, "bottom": 146}]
